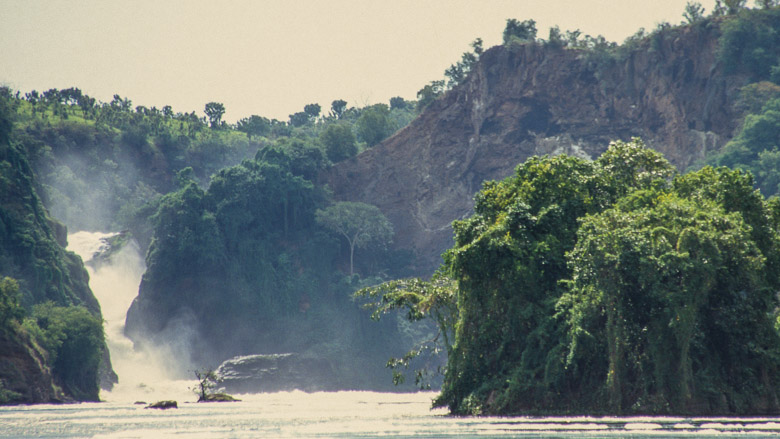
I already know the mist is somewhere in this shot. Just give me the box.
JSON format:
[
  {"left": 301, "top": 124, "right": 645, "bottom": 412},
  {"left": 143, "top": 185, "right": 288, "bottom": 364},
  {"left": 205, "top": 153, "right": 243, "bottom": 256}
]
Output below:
[{"left": 68, "top": 231, "right": 195, "bottom": 402}]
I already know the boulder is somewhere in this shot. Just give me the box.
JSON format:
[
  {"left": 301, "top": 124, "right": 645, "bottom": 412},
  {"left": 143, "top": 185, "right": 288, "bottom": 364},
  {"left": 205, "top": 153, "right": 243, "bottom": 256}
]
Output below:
[
  {"left": 198, "top": 392, "right": 240, "bottom": 402},
  {"left": 216, "top": 353, "right": 337, "bottom": 394},
  {"left": 146, "top": 400, "right": 177, "bottom": 409}
]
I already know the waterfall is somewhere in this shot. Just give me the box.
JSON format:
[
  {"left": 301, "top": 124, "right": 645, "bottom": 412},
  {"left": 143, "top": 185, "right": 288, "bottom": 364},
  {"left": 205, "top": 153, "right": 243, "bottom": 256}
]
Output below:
[{"left": 68, "top": 231, "right": 194, "bottom": 403}]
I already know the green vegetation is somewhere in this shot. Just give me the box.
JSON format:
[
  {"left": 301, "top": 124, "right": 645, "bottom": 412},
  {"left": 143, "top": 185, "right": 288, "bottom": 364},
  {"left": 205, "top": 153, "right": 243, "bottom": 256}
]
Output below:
[
  {"left": 357, "top": 271, "right": 457, "bottom": 389},
  {"left": 192, "top": 368, "right": 217, "bottom": 400},
  {"left": 0, "top": 277, "right": 24, "bottom": 331},
  {"left": 2, "top": 83, "right": 418, "bottom": 242},
  {"left": 316, "top": 202, "right": 393, "bottom": 276},
  {"left": 320, "top": 123, "right": 357, "bottom": 163},
  {"left": 694, "top": 7, "right": 780, "bottom": 198},
  {"left": 22, "top": 303, "right": 104, "bottom": 401},
  {"left": 3, "top": 0, "right": 780, "bottom": 408},
  {"left": 365, "top": 139, "right": 780, "bottom": 415},
  {"left": 191, "top": 368, "right": 239, "bottom": 402},
  {"left": 0, "top": 91, "right": 108, "bottom": 402},
  {"left": 126, "top": 132, "right": 413, "bottom": 381},
  {"left": 717, "top": 6, "right": 780, "bottom": 79},
  {"left": 0, "top": 48, "right": 420, "bottom": 399}
]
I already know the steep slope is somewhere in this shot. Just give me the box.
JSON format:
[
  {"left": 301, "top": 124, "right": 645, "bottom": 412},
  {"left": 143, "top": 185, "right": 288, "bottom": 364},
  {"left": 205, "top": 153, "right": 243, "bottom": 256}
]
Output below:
[
  {"left": 0, "top": 326, "right": 66, "bottom": 404},
  {"left": 0, "top": 97, "right": 115, "bottom": 402},
  {"left": 324, "top": 23, "right": 745, "bottom": 273}
]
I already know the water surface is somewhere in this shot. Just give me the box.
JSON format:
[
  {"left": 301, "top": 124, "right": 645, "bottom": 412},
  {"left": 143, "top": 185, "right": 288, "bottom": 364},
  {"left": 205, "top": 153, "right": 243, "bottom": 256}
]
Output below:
[{"left": 4, "top": 391, "right": 780, "bottom": 438}]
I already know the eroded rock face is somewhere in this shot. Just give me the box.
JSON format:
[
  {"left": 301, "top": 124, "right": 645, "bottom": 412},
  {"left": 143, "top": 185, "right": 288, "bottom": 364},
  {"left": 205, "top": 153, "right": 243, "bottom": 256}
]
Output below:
[
  {"left": 323, "top": 26, "right": 744, "bottom": 274},
  {"left": 0, "top": 330, "right": 67, "bottom": 404},
  {"left": 215, "top": 354, "right": 337, "bottom": 394}
]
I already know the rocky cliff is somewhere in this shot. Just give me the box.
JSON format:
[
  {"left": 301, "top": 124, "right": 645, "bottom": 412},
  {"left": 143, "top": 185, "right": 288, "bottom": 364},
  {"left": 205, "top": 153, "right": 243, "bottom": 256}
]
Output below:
[
  {"left": 0, "top": 328, "right": 67, "bottom": 404},
  {"left": 324, "top": 23, "right": 747, "bottom": 273}
]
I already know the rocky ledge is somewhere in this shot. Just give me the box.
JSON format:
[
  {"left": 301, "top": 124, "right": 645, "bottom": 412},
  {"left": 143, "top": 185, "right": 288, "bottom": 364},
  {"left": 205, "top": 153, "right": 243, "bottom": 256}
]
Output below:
[{"left": 215, "top": 353, "right": 337, "bottom": 394}]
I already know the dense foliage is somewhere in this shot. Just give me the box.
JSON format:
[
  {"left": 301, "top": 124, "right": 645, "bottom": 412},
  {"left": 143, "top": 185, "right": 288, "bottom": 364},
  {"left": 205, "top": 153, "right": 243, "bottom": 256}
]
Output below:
[
  {"left": 0, "top": 92, "right": 109, "bottom": 402},
  {"left": 367, "top": 139, "right": 780, "bottom": 415},
  {"left": 126, "top": 133, "right": 414, "bottom": 386},
  {"left": 1, "top": 85, "right": 417, "bottom": 248},
  {"left": 0, "top": 54, "right": 420, "bottom": 398},
  {"left": 696, "top": 8, "right": 780, "bottom": 197},
  {"left": 22, "top": 303, "right": 104, "bottom": 401}
]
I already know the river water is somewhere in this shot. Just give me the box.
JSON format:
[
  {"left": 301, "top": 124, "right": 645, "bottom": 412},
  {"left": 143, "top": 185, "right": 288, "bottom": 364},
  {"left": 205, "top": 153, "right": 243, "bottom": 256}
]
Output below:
[
  {"left": 4, "top": 232, "right": 777, "bottom": 438},
  {"left": 4, "top": 392, "right": 780, "bottom": 438}
]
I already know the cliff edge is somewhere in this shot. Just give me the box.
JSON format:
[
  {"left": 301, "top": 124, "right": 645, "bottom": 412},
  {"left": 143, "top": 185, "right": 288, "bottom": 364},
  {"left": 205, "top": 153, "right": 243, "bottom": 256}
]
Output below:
[{"left": 324, "top": 23, "right": 746, "bottom": 273}]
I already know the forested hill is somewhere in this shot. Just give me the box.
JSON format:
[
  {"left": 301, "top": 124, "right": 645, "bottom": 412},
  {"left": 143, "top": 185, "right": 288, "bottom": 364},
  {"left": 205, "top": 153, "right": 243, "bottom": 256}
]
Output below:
[
  {"left": 0, "top": 97, "right": 111, "bottom": 403},
  {"left": 325, "top": 9, "right": 779, "bottom": 273}
]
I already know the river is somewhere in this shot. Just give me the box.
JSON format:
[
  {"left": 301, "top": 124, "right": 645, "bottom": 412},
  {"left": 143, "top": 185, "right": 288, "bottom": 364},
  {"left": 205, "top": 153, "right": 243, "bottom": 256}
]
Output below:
[
  {"left": 4, "top": 232, "right": 776, "bottom": 438},
  {"left": 4, "top": 393, "right": 780, "bottom": 438}
]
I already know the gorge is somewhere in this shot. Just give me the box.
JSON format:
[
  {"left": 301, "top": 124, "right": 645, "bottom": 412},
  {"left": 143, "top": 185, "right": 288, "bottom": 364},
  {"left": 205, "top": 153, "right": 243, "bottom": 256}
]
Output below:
[{"left": 1, "top": 6, "right": 780, "bottom": 417}]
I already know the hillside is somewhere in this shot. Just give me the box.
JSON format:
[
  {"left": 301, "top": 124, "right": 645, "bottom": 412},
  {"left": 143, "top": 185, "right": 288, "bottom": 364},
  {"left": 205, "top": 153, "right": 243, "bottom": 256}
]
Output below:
[
  {"left": 324, "top": 20, "right": 747, "bottom": 273},
  {"left": 0, "top": 96, "right": 113, "bottom": 403}
]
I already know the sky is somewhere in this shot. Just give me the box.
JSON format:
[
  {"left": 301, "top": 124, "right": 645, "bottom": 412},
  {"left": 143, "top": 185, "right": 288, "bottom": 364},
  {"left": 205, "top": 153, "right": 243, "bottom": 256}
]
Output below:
[{"left": 0, "top": 0, "right": 726, "bottom": 122}]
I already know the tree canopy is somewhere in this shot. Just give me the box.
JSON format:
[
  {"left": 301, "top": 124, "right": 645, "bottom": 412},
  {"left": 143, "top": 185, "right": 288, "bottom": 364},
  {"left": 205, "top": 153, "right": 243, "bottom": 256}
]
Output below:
[
  {"left": 204, "top": 102, "right": 225, "bottom": 128},
  {"left": 316, "top": 201, "right": 393, "bottom": 276},
  {"left": 365, "top": 138, "right": 780, "bottom": 416}
]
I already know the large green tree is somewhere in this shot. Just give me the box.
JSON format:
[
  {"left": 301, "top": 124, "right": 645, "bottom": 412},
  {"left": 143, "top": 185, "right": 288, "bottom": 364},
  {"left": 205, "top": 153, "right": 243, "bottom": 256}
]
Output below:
[
  {"left": 236, "top": 115, "right": 270, "bottom": 139},
  {"left": 562, "top": 186, "right": 780, "bottom": 413},
  {"left": 316, "top": 201, "right": 393, "bottom": 276},
  {"left": 204, "top": 102, "right": 225, "bottom": 128},
  {"left": 356, "top": 104, "right": 395, "bottom": 147},
  {"left": 366, "top": 139, "right": 780, "bottom": 415},
  {"left": 320, "top": 123, "right": 357, "bottom": 162}
]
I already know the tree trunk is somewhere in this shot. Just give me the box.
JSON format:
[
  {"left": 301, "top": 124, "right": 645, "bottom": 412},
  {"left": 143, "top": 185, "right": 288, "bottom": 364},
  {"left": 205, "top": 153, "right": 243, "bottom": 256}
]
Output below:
[{"left": 349, "top": 241, "right": 355, "bottom": 276}]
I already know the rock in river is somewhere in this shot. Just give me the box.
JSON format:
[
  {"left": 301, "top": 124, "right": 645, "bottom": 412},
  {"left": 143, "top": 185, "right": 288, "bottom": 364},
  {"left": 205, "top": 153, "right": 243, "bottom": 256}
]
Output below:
[
  {"left": 215, "top": 353, "right": 337, "bottom": 394},
  {"left": 146, "top": 400, "right": 177, "bottom": 409}
]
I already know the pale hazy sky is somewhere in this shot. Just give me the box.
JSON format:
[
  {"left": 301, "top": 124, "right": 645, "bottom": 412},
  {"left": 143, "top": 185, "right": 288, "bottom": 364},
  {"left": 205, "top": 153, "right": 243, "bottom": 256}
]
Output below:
[{"left": 1, "top": 0, "right": 726, "bottom": 122}]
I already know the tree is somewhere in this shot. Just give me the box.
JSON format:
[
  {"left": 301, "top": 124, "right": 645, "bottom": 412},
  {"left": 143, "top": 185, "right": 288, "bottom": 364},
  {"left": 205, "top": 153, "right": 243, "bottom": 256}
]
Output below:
[
  {"left": 289, "top": 111, "right": 309, "bottom": 127},
  {"left": 204, "top": 102, "right": 225, "bottom": 128},
  {"left": 24, "top": 303, "right": 105, "bottom": 401},
  {"left": 303, "top": 103, "right": 321, "bottom": 119},
  {"left": 724, "top": 0, "right": 747, "bottom": 14},
  {"left": 315, "top": 201, "right": 393, "bottom": 275},
  {"left": 236, "top": 115, "right": 270, "bottom": 139},
  {"left": 503, "top": 18, "right": 537, "bottom": 45},
  {"left": 389, "top": 97, "right": 407, "bottom": 110},
  {"left": 683, "top": 2, "right": 705, "bottom": 23},
  {"left": 193, "top": 369, "right": 217, "bottom": 401},
  {"left": 706, "top": 97, "right": 780, "bottom": 196},
  {"left": 471, "top": 37, "right": 484, "bottom": 55},
  {"left": 444, "top": 38, "right": 483, "bottom": 88},
  {"left": 0, "top": 277, "right": 24, "bottom": 332},
  {"left": 416, "top": 80, "right": 445, "bottom": 111},
  {"left": 356, "top": 104, "right": 395, "bottom": 146},
  {"left": 562, "top": 173, "right": 780, "bottom": 413},
  {"left": 330, "top": 99, "right": 348, "bottom": 119},
  {"left": 320, "top": 122, "right": 357, "bottom": 162},
  {"left": 547, "top": 26, "right": 566, "bottom": 48},
  {"left": 356, "top": 272, "right": 457, "bottom": 388}
]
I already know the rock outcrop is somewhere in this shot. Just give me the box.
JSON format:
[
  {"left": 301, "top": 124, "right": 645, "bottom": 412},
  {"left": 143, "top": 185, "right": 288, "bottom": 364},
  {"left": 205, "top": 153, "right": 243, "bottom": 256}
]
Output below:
[
  {"left": 0, "top": 328, "right": 67, "bottom": 404},
  {"left": 323, "top": 24, "right": 746, "bottom": 273},
  {"left": 146, "top": 400, "right": 178, "bottom": 409},
  {"left": 215, "top": 354, "right": 338, "bottom": 394}
]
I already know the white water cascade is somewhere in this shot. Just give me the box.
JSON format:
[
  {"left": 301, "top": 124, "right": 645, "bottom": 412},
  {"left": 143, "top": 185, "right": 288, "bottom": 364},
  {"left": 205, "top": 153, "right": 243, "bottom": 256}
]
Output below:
[{"left": 68, "top": 231, "right": 194, "bottom": 403}]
